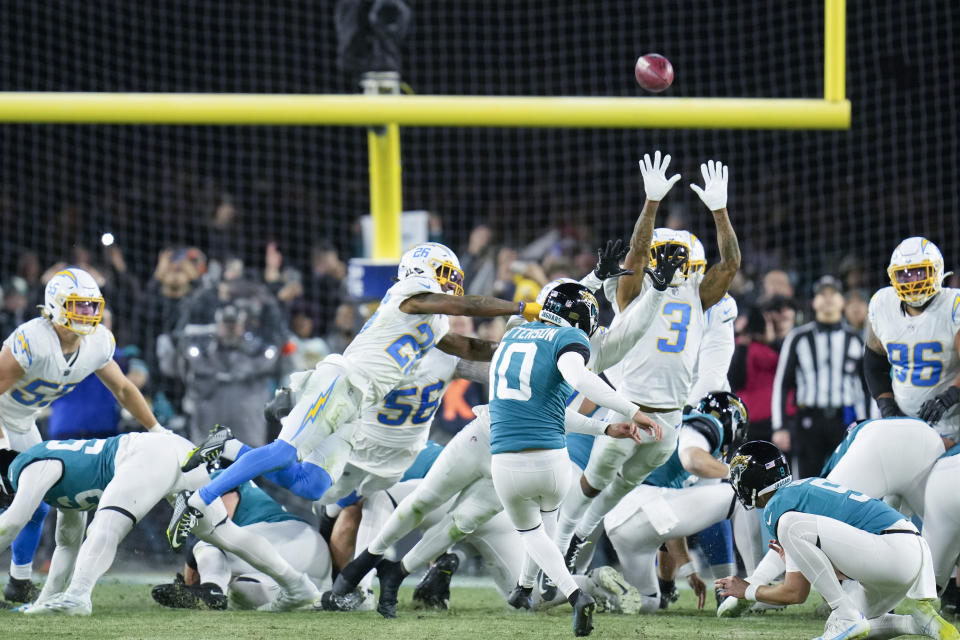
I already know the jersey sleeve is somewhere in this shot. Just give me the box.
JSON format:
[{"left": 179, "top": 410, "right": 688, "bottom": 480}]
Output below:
[
  {"left": 94, "top": 326, "right": 117, "bottom": 370},
  {"left": 709, "top": 294, "right": 738, "bottom": 327},
  {"left": 5, "top": 324, "right": 40, "bottom": 374},
  {"left": 394, "top": 275, "right": 444, "bottom": 299},
  {"left": 866, "top": 288, "right": 890, "bottom": 341},
  {"left": 554, "top": 327, "right": 591, "bottom": 363},
  {"left": 950, "top": 290, "right": 960, "bottom": 330}
]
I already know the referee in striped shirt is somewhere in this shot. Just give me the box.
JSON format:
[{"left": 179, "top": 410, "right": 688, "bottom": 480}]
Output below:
[{"left": 771, "top": 275, "right": 868, "bottom": 477}]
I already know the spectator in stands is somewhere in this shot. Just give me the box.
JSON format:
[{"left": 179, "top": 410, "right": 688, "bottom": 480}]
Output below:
[
  {"left": 460, "top": 224, "right": 498, "bottom": 296},
  {"left": 303, "top": 242, "right": 346, "bottom": 336},
  {"left": 762, "top": 294, "right": 798, "bottom": 350},
  {"left": 99, "top": 243, "right": 143, "bottom": 347},
  {"left": 262, "top": 241, "right": 304, "bottom": 307},
  {"left": 0, "top": 276, "right": 31, "bottom": 339},
  {"left": 324, "top": 302, "right": 357, "bottom": 355},
  {"left": 728, "top": 306, "right": 782, "bottom": 443},
  {"left": 46, "top": 309, "right": 149, "bottom": 440},
  {"left": 14, "top": 250, "right": 44, "bottom": 312},
  {"left": 758, "top": 268, "right": 794, "bottom": 303},
  {"left": 178, "top": 303, "right": 280, "bottom": 447},
  {"left": 205, "top": 195, "right": 250, "bottom": 264},
  {"left": 288, "top": 302, "right": 330, "bottom": 373},
  {"left": 770, "top": 275, "right": 868, "bottom": 478},
  {"left": 843, "top": 288, "right": 870, "bottom": 340}
]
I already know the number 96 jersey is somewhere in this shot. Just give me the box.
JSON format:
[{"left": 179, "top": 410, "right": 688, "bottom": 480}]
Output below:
[
  {"left": 869, "top": 286, "right": 960, "bottom": 438},
  {"left": 1, "top": 318, "right": 115, "bottom": 441},
  {"left": 343, "top": 276, "right": 450, "bottom": 407}
]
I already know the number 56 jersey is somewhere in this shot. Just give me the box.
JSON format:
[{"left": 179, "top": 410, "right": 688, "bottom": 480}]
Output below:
[
  {"left": 1, "top": 318, "right": 115, "bottom": 438},
  {"left": 869, "top": 286, "right": 960, "bottom": 438}
]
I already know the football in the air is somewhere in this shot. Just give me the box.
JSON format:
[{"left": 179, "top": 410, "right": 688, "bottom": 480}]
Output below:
[{"left": 635, "top": 53, "right": 674, "bottom": 92}]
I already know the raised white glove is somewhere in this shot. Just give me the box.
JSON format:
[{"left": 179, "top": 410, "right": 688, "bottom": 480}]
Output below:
[
  {"left": 638, "top": 150, "right": 681, "bottom": 202},
  {"left": 690, "top": 159, "right": 728, "bottom": 211}
]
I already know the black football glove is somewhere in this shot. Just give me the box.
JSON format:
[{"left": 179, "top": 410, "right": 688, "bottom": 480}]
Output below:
[
  {"left": 876, "top": 396, "right": 905, "bottom": 419},
  {"left": 594, "top": 238, "right": 634, "bottom": 280},
  {"left": 644, "top": 243, "right": 688, "bottom": 292},
  {"left": 918, "top": 386, "right": 960, "bottom": 424}
]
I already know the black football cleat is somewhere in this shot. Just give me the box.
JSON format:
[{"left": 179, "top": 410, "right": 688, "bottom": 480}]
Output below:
[
  {"left": 375, "top": 559, "right": 407, "bottom": 619},
  {"left": 319, "top": 588, "right": 365, "bottom": 612},
  {"left": 571, "top": 589, "right": 596, "bottom": 637},
  {"left": 658, "top": 578, "right": 678, "bottom": 610},
  {"left": 166, "top": 492, "right": 203, "bottom": 550},
  {"left": 564, "top": 534, "right": 590, "bottom": 574},
  {"left": 3, "top": 576, "right": 39, "bottom": 603},
  {"left": 151, "top": 574, "right": 227, "bottom": 610},
  {"left": 412, "top": 552, "right": 460, "bottom": 609},
  {"left": 538, "top": 570, "right": 559, "bottom": 603},
  {"left": 506, "top": 584, "right": 533, "bottom": 610},
  {"left": 181, "top": 425, "right": 234, "bottom": 472}
]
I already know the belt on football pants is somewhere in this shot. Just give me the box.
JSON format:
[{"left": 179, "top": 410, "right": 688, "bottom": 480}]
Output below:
[{"left": 879, "top": 528, "right": 921, "bottom": 536}]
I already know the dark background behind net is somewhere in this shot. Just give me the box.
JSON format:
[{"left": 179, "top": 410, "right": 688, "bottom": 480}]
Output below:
[{"left": 0, "top": 1, "right": 955, "bottom": 293}]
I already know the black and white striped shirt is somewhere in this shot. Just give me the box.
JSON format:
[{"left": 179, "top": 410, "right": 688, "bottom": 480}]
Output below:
[{"left": 771, "top": 321, "right": 867, "bottom": 430}]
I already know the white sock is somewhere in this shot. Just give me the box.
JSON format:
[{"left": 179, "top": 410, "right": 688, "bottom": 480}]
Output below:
[
  {"left": 204, "top": 520, "right": 305, "bottom": 593},
  {"left": 575, "top": 476, "right": 633, "bottom": 540},
  {"left": 556, "top": 487, "right": 593, "bottom": 553},
  {"left": 518, "top": 553, "right": 539, "bottom": 589},
  {"left": 64, "top": 510, "right": 132, "bottom": 601},
  {"left": 9, "top": 562, "right": 32, "bottom": 581},
  {"left": 517, "top": 525, "right": 578, "bottom": 599},
  {"left": 867, "top": 613, "right": 922, "bottom": 639},
  {"left": 222, "top": 439, "right": 244, "bottom": 461}
]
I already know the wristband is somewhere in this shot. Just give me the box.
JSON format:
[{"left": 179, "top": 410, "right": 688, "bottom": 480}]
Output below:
[
  {"left": 675, "top": 562, "right": 696, "bottom": 580},
  {"left": 744, "top": 583, "right": 759, "bottom": 602}
]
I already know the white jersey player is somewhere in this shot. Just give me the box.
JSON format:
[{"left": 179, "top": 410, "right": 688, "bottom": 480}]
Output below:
[
  {"left": 171, "top": 242, "right": 541, "bottom": 549},
  {"left": 557, "top": 152, "right": 741, "bottom": 567},
  {"left": 0, "top": 267, "right": 167, "bottom": 601},
  {"left": 920, "top": 448, "right": 960, "bottom": 591},
  {"left": 865, "top": 237, "right": 960, "bottom": 441}
]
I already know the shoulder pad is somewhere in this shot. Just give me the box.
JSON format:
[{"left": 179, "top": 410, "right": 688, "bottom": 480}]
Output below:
[{"left": 393, "top": 276, "right": 443, "bottom": 298}]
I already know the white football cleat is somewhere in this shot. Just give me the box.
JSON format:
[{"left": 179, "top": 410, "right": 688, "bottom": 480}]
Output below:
[
  {"left": 587, "top": 566, "right": 645, "bottom": 615},
  {"left": 257, "top": 574, "right": 321, "bottom": 612},
  {"left": 717, "top": 595, "right": 751, "bottom": 618},
  {"left": 22, "top": 593, "right": 92, "bottom": 616},
  {"left": 814, "top": 609, "right": 870, "bottom": 640},
  {"left": 909, "top": 598, "right": 960, "bottom": 640}
]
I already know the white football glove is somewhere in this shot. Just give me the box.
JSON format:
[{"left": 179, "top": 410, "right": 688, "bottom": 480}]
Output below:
[
  {"left": 690, "top": 159, "right": 729, "bottom": 211},
  {"left": 638, "top": 150, "right": 681, "bottom": 202}
]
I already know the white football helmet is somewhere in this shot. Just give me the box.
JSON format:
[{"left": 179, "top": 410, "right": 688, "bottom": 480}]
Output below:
[
  {"left": 887, "top": 236, "right": 944, "bottom": 307},
  {"left": 688, "top": 233, "right": 707, "bottom": 276},
  {"left": 398, "top": 242, "right": 465, "bottom": 296},
  {"left": 649, "top": 228, "right": 693, "bottom": 286},
  {"left": 536, "top": 277, "right": 578, "bottom": 305},
  {"left": 42, "top": 267, "right": 104, "bottom": 335}
]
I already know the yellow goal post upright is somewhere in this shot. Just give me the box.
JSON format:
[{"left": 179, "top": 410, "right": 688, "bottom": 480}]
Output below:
[{"left": 0, "top": 0, "right": 846, "bottom": 264}]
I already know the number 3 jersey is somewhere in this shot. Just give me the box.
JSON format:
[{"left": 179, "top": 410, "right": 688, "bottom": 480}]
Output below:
[
  {"left": 488, "top": 321, "right": 590, "bottom": 454},
  {"left": 869, "top": 286, "right": 960, "bottom": 438},
  {"left": 605, "top": 277, "right": 706, "bottom": 410},
  {"left": 342, "top": 276, "right": 450, "bottom": 407},
  {"left": 8, "top": 435, "right": 123, "bottom": 510},
  {"left": 1, "top": 318, "right": 115, "bottom": 436}
]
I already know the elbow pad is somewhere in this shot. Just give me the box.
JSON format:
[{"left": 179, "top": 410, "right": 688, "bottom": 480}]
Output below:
[{"left": 863, "top": 347, "right": 894, "bottom": 398}]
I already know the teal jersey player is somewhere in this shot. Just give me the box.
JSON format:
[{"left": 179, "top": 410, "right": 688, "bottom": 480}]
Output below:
[
  {"left": 9, "top": 436, "right": 122, "bottom": 510},
  {"left": 645, "top": 412, "right": 725, "bottom": 490},
  {"left": 209, "top": 470, "right": 304, "bottom": 528},
  {"left": 489, "top": 321, "right": 591, "bottom": 455}
]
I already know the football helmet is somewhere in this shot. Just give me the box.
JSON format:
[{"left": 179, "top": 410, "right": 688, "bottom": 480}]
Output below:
[
  {"left": 887, "top": 236, "right": 945, "bottom": 307},
  {"left": 539, "top": 282, "right": 600, "bottom": 336},
  {"left": 688, "top": 233, "right": 707, "bottom": 276},
  {"left": 695, "top": 391, "right": 749, "bottom": 456},
  {"left": 648, "top": 228, "right": 692, "bottom": 286},
  {"left": 398, "top": 242, "right": 465, "bottom": 296},
  {"left": 42, "top": 268, "right": 104, "bottom": 335},
  {"left": 0, "top": 449, "right": 18, "bottom": 509},
  {"left": 728, "top": 440, "right": 791, "bottom": 509},
  {"left": 536, "top": 277, "right": 578, "bottom": 305}
]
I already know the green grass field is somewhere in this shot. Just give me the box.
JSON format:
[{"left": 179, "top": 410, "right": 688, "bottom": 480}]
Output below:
[{"left": 0, "top": 581, "right": 937, "bottom": 640}]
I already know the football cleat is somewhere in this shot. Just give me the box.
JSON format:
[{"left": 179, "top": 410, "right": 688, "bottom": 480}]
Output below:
[
  {"left": 587, "top": 566, "right": 643, "bottom": 615},
  {"left": 658, "top": 577, "right": 679, "bottom": 610},
  {"left": 166, "top": 492, "right": 203, "bottom": 550},
  {"left": 571, "top": 589, "right": 596, "bottom": 637},
  {"left": 375, "top": 559, "right": 406, "bottom": 619},
  {"left": 3, "top": 576, "right": 39, "bottom": 604},
  {"left": 717, "top": 595, "right": 751, "bottom": 618},
  {"left": 181, "top": 425, "right": 235, "bottom": 472},
  {"left": 412, "top": 552, "right": 460, "bottom": 610},
  {"left": 507, "top": 584, "right": 533, "bottom": 610},
  {"left": 23, "top": 593, "right": 92, "bottom": 616},
  {"left": 564, "top": 535, "right": 591, "bottom": 574},
  {"left": 909, "top": 598, "right": 960, "bottom": 640},
  {"left": 319, "top": 588, "right": 365, "bottom": 612},
  {"left": 814, "top": 610, "right": 870, "bottom": 640},
  {"left": 151, "top": 574, "right": 227, "bottom": 610},
  {"left": 538, "top": 570, "right": 558, "bottom": 604},
  {"left": 258, "top": 574, "right": 321, "bottom": 612}
]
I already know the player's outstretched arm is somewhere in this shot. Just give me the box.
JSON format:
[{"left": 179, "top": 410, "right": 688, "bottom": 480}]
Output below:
[
  {"left": 437, "top": 332, "right": 499, "bottom": 362},
  {"left": 692, "top": 160, "right": 741, "bottom": 310},
  {"left": 616, "top": 151, "right": 681, "bottom": 312},
  {"left": 678, "top": 446, "right": 729, "bottom": 479},
  {"left": 400, "top": 293, "right": 540, "bottom": 322},
  {"left": 96, "top": 359, "right": 167, "bottom": 433},
  {"left": 35, "top": 509, "right": 87, "bottom": 604}
]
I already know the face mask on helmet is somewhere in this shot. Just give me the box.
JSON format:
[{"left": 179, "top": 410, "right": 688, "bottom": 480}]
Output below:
[
  {"left": 688, "top": 235, "right": 707, "bottom": 276},
  {"left": 398, "top": 243, "right": 465, "bottom": 296},
  {"left": 728, "top": 440, "right": 791, "bottom": 509},
  {"left": 0, "top": 449, "right": 18, "bottom": 509},
  {"left": 887, "top": 237, "right": 944, "bottom": 307},
  {"left": 43, "top": 268, "right": 105, "bottom": 335},
  {"left": 649, "top": 230, "right": 692, "bottom": 286},
  {"left": 539, "top": 282, "right": 599, "bottom": 336},
  {"left": 696, "top": 391, "right": 750, "bottom": 456}
]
